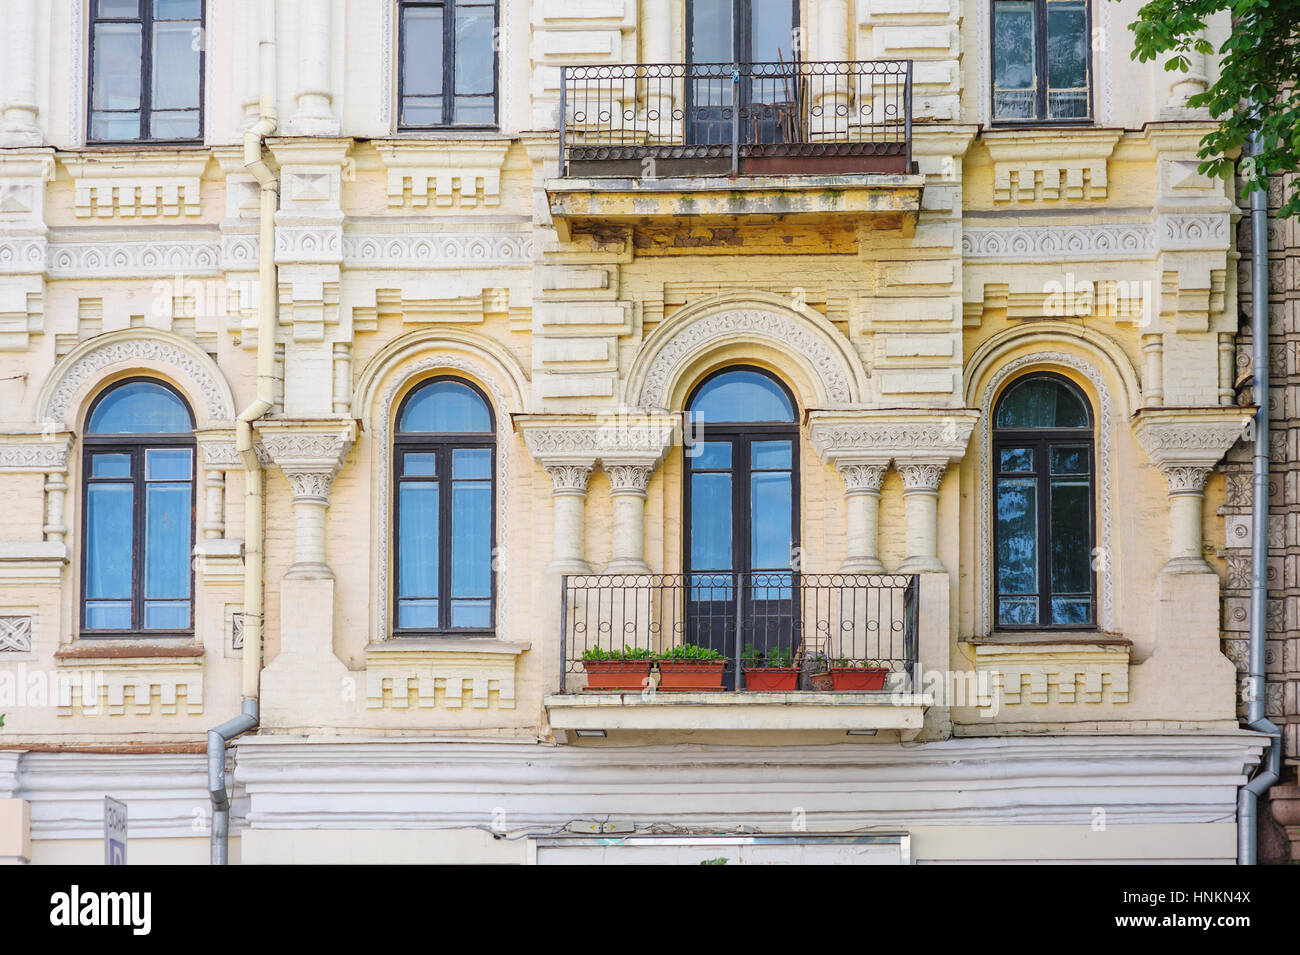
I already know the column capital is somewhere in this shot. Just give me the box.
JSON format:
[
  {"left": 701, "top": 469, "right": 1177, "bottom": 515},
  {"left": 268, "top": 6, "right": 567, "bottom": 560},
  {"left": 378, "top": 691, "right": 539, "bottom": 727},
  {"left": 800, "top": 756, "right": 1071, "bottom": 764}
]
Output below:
[
  {"left": 0, "top": 431, "right": 73, "bottom": 474},
  {"left": 257, "top": 417, "right": 358, "bottom": 503},
  {"left": 896, "top": 459, "right": 949, "bottom": 494},
  {"left": 1133, "top": 406, "right": 1248, "bottom": 491},
  {"left": 839, "top": 462, "right": 889, "bottom": 495},
  {"left": 543, "top": 461, "right": 595, "bottom": 496},
  {"left": 603, "top": 461, "right": 656, "bottom": 498}
]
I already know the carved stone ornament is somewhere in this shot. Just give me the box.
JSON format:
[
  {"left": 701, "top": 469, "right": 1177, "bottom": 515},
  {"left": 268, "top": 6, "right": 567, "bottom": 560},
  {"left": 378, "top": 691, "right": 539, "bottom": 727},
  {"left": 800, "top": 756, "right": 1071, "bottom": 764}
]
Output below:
[{"left": 544, "top": 463, "right": 594, "bottom": 494}]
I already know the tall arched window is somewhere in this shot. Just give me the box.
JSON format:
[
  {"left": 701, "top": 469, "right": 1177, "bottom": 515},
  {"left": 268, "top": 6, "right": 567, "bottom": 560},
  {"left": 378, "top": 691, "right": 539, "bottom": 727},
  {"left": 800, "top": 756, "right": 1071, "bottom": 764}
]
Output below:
[
  {"left": 82, "top": 378, "right": 196, "bottom": 635},
  {"left": 684, "top": 367, "right": 799, "bottom": 670},
  {"left": 993, "top": 373, "right": 1095, "bottom": 629},
  {"left": 394, "top": 377, "right": 495, "bottom": 635}
]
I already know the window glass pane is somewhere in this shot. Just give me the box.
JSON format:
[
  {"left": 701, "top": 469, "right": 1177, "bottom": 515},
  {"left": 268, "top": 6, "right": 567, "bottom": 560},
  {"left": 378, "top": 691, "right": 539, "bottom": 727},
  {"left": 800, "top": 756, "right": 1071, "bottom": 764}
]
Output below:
[
  {"left": 151, "top": 22, "right": 201, "bottom": 110},
  {"left": 86, "top": 483, "right": 134, "bottom": 601},
  {"left": 454, "top": 3, "right": 494, "bottom": 96},
  {"left": 145, "top": 482, "right": 191, "bottom": 600},
  {"left": 451, "top": 481, "right": 491, "bottom": 602},
  {"left": 86, "top": 601, "right": 132, "bottom": 629},
  {"left": 144, "top": 601, "right": 190, "bottom": 629},
  {"left": 752, "top": 440, "right": 791, "bottom": 470},
  {"left": 750, "top": 0, "right": 796, "bottom": 62},
  {"left": 453, "top": 447, "right": 491, "bottom": 479},
  {"left": 690, "top": 0, "right": 733, "bottom": 62},
  {"left": 90, "top": 112, "right": 143, "bottom": 140},
  {"left": 750, "top": 471, "right": 792, "bottom": 570},
  {"left": 89, "top": 381, "right": 192, "bottom": 433},
  {"left": 402, "top": 452, "right": 438, "bottom": 476},
  {"left": 398, "top": 481, "right": 439, "bottom": 599},
  {"left": 398, "top": 380, "right": 492, "bottom": 433},
  {"left": 993, "top": 0, "right": 1035, "bottom": 119},
  {"left": 398, "top": 598, "right": 439, "bottom": 629},
  {"left": 688, "top": 441, "right": 731, "bottom": 470},
  {"left": 146, "top": 448, "right": 192, "bottom": 481},
  {"left": 998, "top": 596, "right": 1038, "bottom": 626},
  {"left": 999, "top": 447, "right": 1034, "bottom": 473},
  {"left": 1050, "top": 477, "right": 1090, "bottom": 597},
  {"left": 1050, "top": 445, "right": 1089, "bottom": 475},
  {"left": 454, "top": 96, "right": 495, "bottom": 125},
  {"left": 92, "top": 453, "right": 132, "bottom": 478},
  {"left": 1050, "top": 597, "right": 1091, "bottom": 624},
  {"left": 450, "top": 599, "right": 491, "bottom": 628},
  {"left": 98, "top": 1, "right": 140, "bottom": 18},
  {"left": 154, "top": 0, "right": 200, "bottom": 18},
  {"left": 1047, "top": 1, "right": 1087, "bottom": 91},
  {"left": 149, "top": 111, "right": 200, "bottom": 138},
  {"left": 92, "top": 23, "right": 143, "bottom": 111},
  {"left": 1048, "top": 89, "right": 1089, "bottom": 119},
  {"left": 401, "top": 5, "right": 443, "bottom": 124},
  {"left": 996, "top": 476, "right": 1037, "bottom": 596},
  {"left": 688, "top": 370, "right": 795, "bottom": 423},
  {"left": 691, "top": 472, "right": 732, "bottom": 570},
  {"left": 995, "top": 377, "right": 1089, "bottom": 429}
]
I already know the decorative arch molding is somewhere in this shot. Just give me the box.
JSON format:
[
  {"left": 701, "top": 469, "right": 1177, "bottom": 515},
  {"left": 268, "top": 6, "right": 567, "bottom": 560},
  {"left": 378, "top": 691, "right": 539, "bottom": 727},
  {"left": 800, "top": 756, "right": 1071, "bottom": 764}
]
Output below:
[
  {"left": 626, "top": 292, "right": 868, "bottom": 410},
  {"left": 38, "top": 328, "right": 236, "bottom": 430},
  {"left": 364, "top": 337, "right": 525, "bottom": 644},
  {"left": 963, "top": 322, "right": 1141, "bottom": 415},
  {"left": 352, "top": 327, "right": 531, "bottom": 421},
  {"left": 973, "top": 350, "right": 1118, "bottom": 636}
]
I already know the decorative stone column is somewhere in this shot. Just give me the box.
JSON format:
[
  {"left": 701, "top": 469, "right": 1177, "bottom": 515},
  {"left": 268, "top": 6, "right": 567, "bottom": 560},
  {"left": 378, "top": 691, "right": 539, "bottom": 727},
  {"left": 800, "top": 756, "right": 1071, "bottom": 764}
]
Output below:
[
  {"left": 1135, "top": 408, "right": 1248, "bottom": 574},
  {"left": 642, "top": 0, "right": 674, "bottom": 146},
  {"left": 896, "top": 460, "right": 948, "bottom": 573},
  {"left": 810, "top": 411, "right": 977, "bottom": 575},
  {"left": 0, "top": 433, "right": 72, "bottom": 544},
  {"left": 603, "top": 459, "right": 658, "bottom": 574},
  {"left": 258, "top": 418, "right": 357, "bottom": 580},
  {"left": 815, "top": 0, "right": 849, "bottom": 135},
  {"left": 290, "top": 0, "right": 338, "bottom": 135},
  {"left": 542, "top": 461, "right": 595, "bottom": 574},
  {"left": 518, "top": 412, "right": 678, "bottom": 575},
  {"left": 0, "top": 0, "right": 41, "bottom": 146}
]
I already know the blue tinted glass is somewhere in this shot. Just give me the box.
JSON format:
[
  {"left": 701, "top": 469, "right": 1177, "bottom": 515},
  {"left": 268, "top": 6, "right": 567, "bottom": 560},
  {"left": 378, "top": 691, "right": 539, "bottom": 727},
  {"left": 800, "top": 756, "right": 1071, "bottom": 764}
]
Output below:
[
  {"left": 996, "top": 477, "right": 1037, "bottom": 597},
  {"left": 86, "top": 601, "right": 132, "bottom": 629},
  {"left": 146, "top": 448, "right": 191, "bottom": 481},
  {"left": 86, "top": 483, "right": 133, "bottom": 601},
  {"left": 751, "top": 471, "right": 792, "bottom": 570},
  {"left": 995, "top": 377, "right": 1090, "bottom": 429},
  {"left": 92, "top": 453, "right": 131, "bottom": 477},
  {"left": 689, "top": 441, "right": 731, "bottom": 469},
  {"left": 144, "top": 601, "right": 190, "bottom": 629},
  {"left": 451, "top": 481, "right": 491, "bottom": 602},
  {"left": 88, "top": 381, "right": 192, "bottom": 433},
  {"left": 691, "top": 472, "right": 732, "bottom": 570},
  {"left": 145, "top": 482, "right": 191, "bottom": 600},
  {"left": 398, "top": 482, "right": 438, "bottom": 600},
  {"left": 453, "top": 448, "right": 491, "bottom": 479},
  {"left": 450, "top": 599, "right": 491, "bottom": 628},
  {"left": 403, "top": 452, "right": 438, "bottom": 476},
  {"left": 688, "top": 370, "right": 795, "bottom": 423},
  {"left": 999, "top": 448, "right": 1033, "bottom": 473},
  {"left": 398, "top": 380, "right": 492, "bottom": 433},
  {"left": 752, "top": 440, "right": 791, "bottom": 470},
  {"left": 398, "top": 598, "right": 439, "bottom": 629}
]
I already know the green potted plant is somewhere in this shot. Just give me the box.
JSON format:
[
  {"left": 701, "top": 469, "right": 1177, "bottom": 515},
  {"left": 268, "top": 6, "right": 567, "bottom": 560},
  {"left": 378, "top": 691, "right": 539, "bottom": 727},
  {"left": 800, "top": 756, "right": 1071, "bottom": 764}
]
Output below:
[
  {"left": 654, "top": 644, "right": 727, "bottom": 690},
  {"left": 581, "top": 645, "right": 652, "bottom": 691},
  {"left": 741, "top": 643, "right": 799, "bottom": 691},
  {"left": 829, "top": 657, "right": 890, "bottom": 691}
]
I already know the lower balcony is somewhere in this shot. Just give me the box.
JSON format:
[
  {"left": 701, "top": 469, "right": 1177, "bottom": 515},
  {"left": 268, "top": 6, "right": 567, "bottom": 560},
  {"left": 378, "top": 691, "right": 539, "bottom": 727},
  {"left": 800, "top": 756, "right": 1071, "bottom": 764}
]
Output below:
[{"left": 544, "top": 573, "right": 929, "bottom": 740}]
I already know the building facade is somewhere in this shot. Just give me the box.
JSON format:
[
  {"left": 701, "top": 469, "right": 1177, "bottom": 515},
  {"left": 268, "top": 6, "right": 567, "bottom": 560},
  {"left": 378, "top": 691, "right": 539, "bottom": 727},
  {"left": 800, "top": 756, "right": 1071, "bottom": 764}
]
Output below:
[{"left": 0, "top": 0, "right": 1282, "bottom": 864}]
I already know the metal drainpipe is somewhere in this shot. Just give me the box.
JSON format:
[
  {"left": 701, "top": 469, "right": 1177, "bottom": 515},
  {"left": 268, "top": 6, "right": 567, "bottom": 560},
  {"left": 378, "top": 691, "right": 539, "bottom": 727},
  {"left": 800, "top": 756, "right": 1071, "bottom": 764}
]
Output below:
[
  {"left": 1238, "top": 127, "right": 1282, "bottom": 865},
  {"left": 208, "top": 0, "right": 278, "bottom": 866}
]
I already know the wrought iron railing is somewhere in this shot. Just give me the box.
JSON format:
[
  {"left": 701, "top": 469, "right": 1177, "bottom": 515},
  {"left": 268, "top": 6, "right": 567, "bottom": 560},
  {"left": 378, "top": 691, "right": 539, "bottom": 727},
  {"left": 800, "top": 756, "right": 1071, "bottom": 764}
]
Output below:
[
  {"left": 559, "top": 60, "right": 912, "bottom": 178},
  {"left": 559, "top": 573, "right": 918, "bottom": 692}
]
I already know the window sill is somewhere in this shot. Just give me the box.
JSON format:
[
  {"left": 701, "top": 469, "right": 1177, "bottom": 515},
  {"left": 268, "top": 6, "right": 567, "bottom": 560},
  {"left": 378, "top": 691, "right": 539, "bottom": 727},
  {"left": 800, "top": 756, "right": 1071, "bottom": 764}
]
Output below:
[
  {"left": 56, "top": 641, "right": 204, "bottom": 660},
  {"left": 965, "top": 631, "right": 1130, "bottom": 648}
]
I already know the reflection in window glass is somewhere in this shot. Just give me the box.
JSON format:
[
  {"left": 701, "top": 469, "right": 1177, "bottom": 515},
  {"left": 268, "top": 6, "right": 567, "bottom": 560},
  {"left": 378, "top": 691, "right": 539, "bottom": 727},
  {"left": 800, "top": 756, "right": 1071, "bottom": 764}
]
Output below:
[
  {"left": 399, "top": 1, "right": 497, "bottom": 128},
  {"left": 992, "top": 0, "right": 1090, "bottom": 122}
]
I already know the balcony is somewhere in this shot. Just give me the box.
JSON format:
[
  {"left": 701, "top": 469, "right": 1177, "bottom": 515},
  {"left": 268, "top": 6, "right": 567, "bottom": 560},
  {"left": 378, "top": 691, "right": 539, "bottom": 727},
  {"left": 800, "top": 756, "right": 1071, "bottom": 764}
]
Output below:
[
  {"left": 547, "top": 60, "right": 924, "bottom": 247},
  {"left": 544, "top": 573, "right": 929, "bottom": 739}
]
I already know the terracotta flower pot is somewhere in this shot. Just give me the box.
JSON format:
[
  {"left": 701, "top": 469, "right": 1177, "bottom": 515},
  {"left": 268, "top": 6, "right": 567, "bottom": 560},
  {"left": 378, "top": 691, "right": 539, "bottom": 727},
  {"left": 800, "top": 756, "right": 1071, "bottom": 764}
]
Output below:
[
  {"left": 582, "top": 660, "right": 651, "bottom": 691},
  {"left": 830, "top": 667, "right": 889, "bottom": 691},
  {"left": 743, "top": 667, "right": 800, "bottom": 691},
  {"left": 656, "top": 660, "right": 727, "bottom": 690},
  {"left": 809, "top": 671, "right": 835, "bottom": 691}
]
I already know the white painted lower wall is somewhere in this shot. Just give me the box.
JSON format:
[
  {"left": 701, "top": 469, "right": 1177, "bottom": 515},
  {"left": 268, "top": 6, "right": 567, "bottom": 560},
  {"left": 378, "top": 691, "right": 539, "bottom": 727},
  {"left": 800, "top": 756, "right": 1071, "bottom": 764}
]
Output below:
[{"left": 0, "top": 733, "right": 1266, "bottom": 864}]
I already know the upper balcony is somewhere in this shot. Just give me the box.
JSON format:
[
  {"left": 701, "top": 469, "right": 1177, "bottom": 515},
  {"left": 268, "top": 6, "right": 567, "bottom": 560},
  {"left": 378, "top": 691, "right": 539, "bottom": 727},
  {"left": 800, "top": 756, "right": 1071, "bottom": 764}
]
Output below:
[
  {"left": 544, "top": 572, "right": 930, "bottom": 741},
  {"left": 547, "top": 60, "right": 924, "bottom": 247}
]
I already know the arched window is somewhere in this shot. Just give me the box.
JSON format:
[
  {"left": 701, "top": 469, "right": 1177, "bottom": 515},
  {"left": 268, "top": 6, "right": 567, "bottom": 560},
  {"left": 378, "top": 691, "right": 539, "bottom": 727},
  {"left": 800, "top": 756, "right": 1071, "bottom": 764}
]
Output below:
[
  {"left": 394, "top": 377, "right": 495, "bottom": 635},
  {"left": 993, "top": 373, "right": 1095, "bottom": 629},
  {"left": 82, "top": 379, "right": 196, "bottom": 635},
  {"left": 684, "top": 367, "right": 798, "bottom": 678}
]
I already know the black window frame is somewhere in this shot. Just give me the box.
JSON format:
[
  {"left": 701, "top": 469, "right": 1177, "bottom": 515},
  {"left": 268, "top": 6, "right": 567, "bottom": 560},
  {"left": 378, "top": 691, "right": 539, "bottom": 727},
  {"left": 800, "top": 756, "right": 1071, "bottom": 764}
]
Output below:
[
  {"left": 87, "top": 0, "right": 207, "bottom": 145},
  {"left": 685, "top": 0, "right": 802, "bottom": 65},
  {"left": 397, "top": 0, "right": 500, "bottom": 131},
  {"left": 990, "top": 0, "right": 1093, "bottom": 126},
  {"left": 392, "top": 376, "right": 497, "bottom": 637},
  {"left": 80, "top": 377, "right": 197, "bottom": 640},
  {"left": 991, "top": 372, "right": 1097, "bottom": 631}
]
